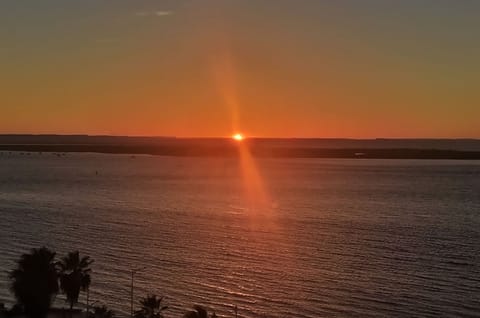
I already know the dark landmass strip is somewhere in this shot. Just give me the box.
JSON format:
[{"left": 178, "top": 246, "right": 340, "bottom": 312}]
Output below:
[
  {"left": 1, "top": 134, "right": 480, "bottom": 150},
  {"left": 1, "top": 135, "right": 480, "bottom": 159},
  {"left": 1, "top": 144, "right": 480, "bottom": 159}
]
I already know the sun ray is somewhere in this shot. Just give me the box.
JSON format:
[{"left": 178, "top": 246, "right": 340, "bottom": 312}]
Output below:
[{"left": 208, "top": 23, "right": 272, "bottom": 212}]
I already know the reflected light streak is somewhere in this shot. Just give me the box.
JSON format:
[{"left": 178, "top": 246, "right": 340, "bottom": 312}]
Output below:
[
  {"left": 237, "top": 141, "right": 271, "bottom": 209},
  {"left": 211, "top": 44, "right": 271, "bottom": 210}
]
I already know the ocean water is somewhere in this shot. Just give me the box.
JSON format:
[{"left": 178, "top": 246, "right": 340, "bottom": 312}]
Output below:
[{"left": 0, "top": 153, "right": 479, "bottom": 317}]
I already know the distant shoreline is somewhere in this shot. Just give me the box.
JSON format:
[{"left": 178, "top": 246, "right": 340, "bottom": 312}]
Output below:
[
  {"left": 1, "top": 135, "right": 480, "bottom": 159},
  {"left": 1, "top": 144, "right": 480, "bottom": 160}
]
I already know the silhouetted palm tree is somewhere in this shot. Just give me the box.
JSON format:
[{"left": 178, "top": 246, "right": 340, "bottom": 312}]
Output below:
[
  {"left": 57, "top": 251, "right": 93, "bottom": 315},
  {"left": 134, "top": 295, "right": 168, "bottom": 318},
  {"left": 183, "top": 305, "right": 217, "bottom": 318},
  {"left": 9, "top": 247, "right": 59, "bottom": 318},
  {"left": 88, "top": 305, "right": 115, "bottom": 318}
]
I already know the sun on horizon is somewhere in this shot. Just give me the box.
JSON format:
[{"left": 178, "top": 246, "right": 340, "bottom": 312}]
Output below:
[{"left": 232, "top": 133, "right": 244, "bottom": 141}]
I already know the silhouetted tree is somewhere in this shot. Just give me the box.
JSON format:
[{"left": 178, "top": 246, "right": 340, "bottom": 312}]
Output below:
[
  {"left": 88, "top": 305, "right": 115, "bottom": 318},
  {"left": 134, "top": 295, "right": 168, "bottom": 318},
  {"left": 183, "top": 305, "right": 217, "bottom": 318},
  {"left": 57, "top": 251, "right": 93, "bottom": 315},
  {"left": 9, "top": 247, "right": 59, "bottom": 318}
]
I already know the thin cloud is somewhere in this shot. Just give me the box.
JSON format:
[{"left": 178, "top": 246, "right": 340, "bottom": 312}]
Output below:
[
  {"left": 135, "top": 10, "right": 173, "bottom": 17},
  {"left": 155, "top": 11, "right": 173, "bottom": 16}
]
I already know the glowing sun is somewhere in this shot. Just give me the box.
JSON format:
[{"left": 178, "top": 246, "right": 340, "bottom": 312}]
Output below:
[{"left": 232, "top": 133, "right": 244, "bottom": 141}]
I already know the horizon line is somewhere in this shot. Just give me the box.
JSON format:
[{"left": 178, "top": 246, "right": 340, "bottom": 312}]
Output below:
[{"left": 0, "top": 134, "right": 480, "bottom": 141}]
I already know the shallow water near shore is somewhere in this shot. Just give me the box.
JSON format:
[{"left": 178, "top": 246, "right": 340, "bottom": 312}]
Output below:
[{"left": 0, "top": 153, "right": 479, "bottom": 317}]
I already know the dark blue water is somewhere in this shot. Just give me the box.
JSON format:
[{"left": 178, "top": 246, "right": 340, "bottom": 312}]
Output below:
[{"left": 0, "top": 153, "right": 479, "bottom": 317}]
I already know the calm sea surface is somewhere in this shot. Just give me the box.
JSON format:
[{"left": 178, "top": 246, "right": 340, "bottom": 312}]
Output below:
[{"left": 0, "top": 153, "right": 479, "bottom": 317}]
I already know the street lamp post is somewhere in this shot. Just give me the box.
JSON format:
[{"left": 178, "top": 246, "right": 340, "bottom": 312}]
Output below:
[
  {"left": 130, "top": 267, "right": 147, "bottom": 318},
  {"left": 86, "top": 288, "right": 89, "bottom": 316}
]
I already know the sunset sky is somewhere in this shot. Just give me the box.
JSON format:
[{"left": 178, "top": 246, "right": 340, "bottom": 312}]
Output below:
[{"left": 1, "top": 0, "right": 479, "bottom": 138}]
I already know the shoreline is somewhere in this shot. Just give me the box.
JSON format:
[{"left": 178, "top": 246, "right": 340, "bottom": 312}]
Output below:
[{"left": 1, "top": 144, "right": 480, "bottom": 159}]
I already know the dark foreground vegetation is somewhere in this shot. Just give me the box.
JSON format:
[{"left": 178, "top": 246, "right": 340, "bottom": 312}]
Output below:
[{"left": 1, "top": 248, "right": 223, "bottom": 318}]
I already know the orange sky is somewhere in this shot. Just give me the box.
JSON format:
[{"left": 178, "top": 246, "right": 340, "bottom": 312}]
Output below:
[{"left": 1, "top": 1, "right": 479, "bottom": 138}]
